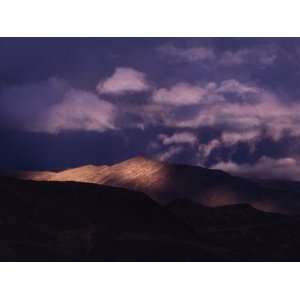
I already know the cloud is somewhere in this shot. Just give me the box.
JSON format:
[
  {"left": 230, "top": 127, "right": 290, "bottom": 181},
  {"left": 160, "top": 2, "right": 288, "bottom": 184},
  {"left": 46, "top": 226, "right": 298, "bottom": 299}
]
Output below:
[
  {"left": 221, "top": 131, "right": 259, "bottom": 145},
  {"left": 0, "top": 78, "right": 69, "bottom": 130},
  {"left": 149, "top": 79, "right": 300, "bottom": 168},
  {"left": 2, "top": 71, "right": 300, "bottom": 181},
  {"left": 0, "top": 78, "right": 117, "bottom": 134},
  {"left": 158, "top": 132, "right": 197, "bottom": 146},
  {"left": 96, "top": 67, "right": 150, "bottom": 95},
  {"left": 158, "top": 44, "right": 277, "bottom": 67},
  {"left": 5, "top": 75, "right": 300, "bottom": 168},
  {"left": 217, "top": 79, "right": 259, "bottom": 95},
  {"left": 160, "top": 80, "right": 300, "bottom": 144},
  {"left": 197, "top": 130, "right": 261, "bottom": 163},
  {"left": 152, "top": 83, "right": 206, "bottom": 106},
  {"left": 220, "top": 47, "right": 277, "bottom": 66},
  {"left": 157, "top": 44, "right": 215, "bottom": 62},
  {"left": 198, "top": 139, "right": 221, "bottom": 161},
  {"left": 122, "top": 77, "right": 300, "bottom": 172},
  {"left": 156, "top": 145, "right": 184, "bottom": 161},
  {"left": 37, "top": 89, "right": 116, "bottom": 133},
  {"left": 222, "top": 130, "right": 260, "bottom": 152},
  {"left": 211, "top": 156, "right": 300, "bottom": 181}
]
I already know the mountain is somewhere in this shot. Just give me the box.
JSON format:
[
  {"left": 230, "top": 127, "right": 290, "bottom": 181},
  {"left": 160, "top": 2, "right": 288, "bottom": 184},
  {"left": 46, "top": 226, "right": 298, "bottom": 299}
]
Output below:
[
  {"left": 0, "top": 176, "right": 204, "bottom": 261},
  {"left": 167, "top": 199, "right": 300, "bottom": 261},
  {"left": 1, "top": 176, "right": 300, "bottom": 261},
  {"left": 10, "top": 156, "right": 300, "bottom": 214}
]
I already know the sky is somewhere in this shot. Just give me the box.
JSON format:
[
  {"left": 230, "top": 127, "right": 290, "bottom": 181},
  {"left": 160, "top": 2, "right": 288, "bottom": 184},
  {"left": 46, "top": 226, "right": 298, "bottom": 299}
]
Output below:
[{"left": 1, "top": 37, "right": 300, "bottom": 180}]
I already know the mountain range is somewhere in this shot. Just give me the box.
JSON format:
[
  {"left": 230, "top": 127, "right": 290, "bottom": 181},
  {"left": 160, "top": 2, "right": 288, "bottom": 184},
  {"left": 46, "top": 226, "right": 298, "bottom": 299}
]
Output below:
[
  {"left": 11, "top": 156, "right": 300, "bottom": 214},
  {"left": 2, "top": 157, "right": 300, "bottom": 261}
]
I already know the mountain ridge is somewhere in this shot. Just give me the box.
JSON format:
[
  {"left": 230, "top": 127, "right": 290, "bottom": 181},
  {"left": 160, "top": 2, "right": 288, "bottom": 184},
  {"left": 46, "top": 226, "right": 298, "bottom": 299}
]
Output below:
[{"left": 6, "top": 156, "right": 300, "bottom": 214}]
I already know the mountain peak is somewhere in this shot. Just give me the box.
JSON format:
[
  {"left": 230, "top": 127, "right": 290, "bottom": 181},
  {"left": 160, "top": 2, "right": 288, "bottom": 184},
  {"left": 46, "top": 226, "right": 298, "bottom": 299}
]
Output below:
[
  {"left": 121, "top": 156, "right": 160, "bottom": 165},
  {"left": 112, "top": 156, "right": 165, "bottom": 172}
]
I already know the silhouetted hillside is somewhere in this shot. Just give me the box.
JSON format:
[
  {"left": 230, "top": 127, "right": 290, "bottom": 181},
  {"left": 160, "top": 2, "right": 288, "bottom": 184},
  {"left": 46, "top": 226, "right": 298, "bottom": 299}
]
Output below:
[
  {"left": 0, "top": 177, "right": 212, "bottom": 261},
  {"left": 1, "top": 176, "right": 300, "bottom": 261},
  {"left": 167, "top": 199, "right": 300, "bottom": 260}
]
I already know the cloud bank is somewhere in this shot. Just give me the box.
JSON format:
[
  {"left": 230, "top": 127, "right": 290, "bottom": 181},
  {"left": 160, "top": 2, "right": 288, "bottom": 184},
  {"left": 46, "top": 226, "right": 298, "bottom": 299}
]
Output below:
[
  {"left": 0, "top": 78, "right": 117, "bottom": 134},
  {"left": 2, "top": 43, "right": 300, "bottom": 182}
]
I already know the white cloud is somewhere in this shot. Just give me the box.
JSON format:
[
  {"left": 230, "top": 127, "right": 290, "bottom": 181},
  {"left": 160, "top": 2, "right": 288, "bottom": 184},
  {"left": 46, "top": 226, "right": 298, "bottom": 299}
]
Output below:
[
  {"left": 149, "top": 79, "right": 300, "bottom": 166},
  {"left": 221, "top": 131, "right": 259, "bottom": 145},
  {"left": 153, "top": 83, "right": 206, "bottom": 106},
  {"left": 158, "top": 44, "right": 277, "bottom": 67},
  {"left": 211, "top": 156, "right": 300, "bottom": 181},
  {"left": 220, "top": 47, "right": 277, "bottom": 66},
  {"left": 38, "top": 89, "right": 116, "bottom": 133},
  {"left": 217, "top": 79, "right": 259, "bottom": 95},
  {"left": 0, "top": 77, "right": 118, "bottom": 134},
  {"left": 160, "top": 81, "right": 300, "bottom": 144},
  {"left": 96, "top": 67, "right": 150, "bottom": 95},
  {"left": 221, "top": 130, "right": 260, "bottom": 153},
  {"left": 156, "top": 145, "right": 184, "bottom": 161},
  {"left": 198, "top": 139, "right": 221, "bottom": 160},
  {"left": 158, "top": 44, "right": 215, "bottom": 62},
  {"left": 4, "top": 72, "right": 300, "bottom": 182},
  {"left": 0, "top": 78, "right": 69, "bottom": 130},
  {"left": 158, "top": 132, "right": 197, "bottom": 146},
  {"left": 197, "top": 130, "right": 260, "bottom": 163}
]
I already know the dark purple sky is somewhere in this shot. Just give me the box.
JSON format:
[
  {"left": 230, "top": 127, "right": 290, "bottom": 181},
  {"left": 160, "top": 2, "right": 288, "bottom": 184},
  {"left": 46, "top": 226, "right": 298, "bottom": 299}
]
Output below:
[{"left": 1, "top": 38, "right": 300, "bottom": 180}]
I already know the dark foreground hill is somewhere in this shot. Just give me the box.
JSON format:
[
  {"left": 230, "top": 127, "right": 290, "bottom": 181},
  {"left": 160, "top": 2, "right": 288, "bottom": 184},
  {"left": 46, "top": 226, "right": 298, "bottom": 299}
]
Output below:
[{"left": 1, "top": 176, "right": 300, "bottom": 261}]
